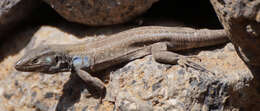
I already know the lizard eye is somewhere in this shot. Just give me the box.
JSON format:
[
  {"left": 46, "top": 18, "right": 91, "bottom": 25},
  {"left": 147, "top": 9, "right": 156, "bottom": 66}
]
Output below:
[{"left": 32, "top": 58, "right": 39, "bottom": 64}]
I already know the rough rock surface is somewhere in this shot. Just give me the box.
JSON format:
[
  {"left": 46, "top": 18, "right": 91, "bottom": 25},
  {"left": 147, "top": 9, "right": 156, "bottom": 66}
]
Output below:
[
  {"left": 210, "top": 0, "right": 260, "bottom": 67},
  {"left": 0, "top": 22, "right": 255, "bottom": 110},
  {"left": 210, "top": 1, "right": 260, "bottom": 109},
  {"left": 42, "top": 0, "right": 159, "bottom": 26},
  {"left": 0, "top": 0, "right": 39, "bottom": 37}
]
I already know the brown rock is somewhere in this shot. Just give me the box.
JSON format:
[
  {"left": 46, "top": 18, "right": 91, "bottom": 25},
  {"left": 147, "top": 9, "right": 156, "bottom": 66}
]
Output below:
[
  {"left": 0, "top": 0, "right": 39, "bottom": 37},
  {"left": 210, "top": 1, "right": 260, "bottom": 110},
  {"left": 210, "top": 0, "right": 260, "bottom": 67},
  {"left": 42, "top": 0, "right": 159, "bottom": 26}
]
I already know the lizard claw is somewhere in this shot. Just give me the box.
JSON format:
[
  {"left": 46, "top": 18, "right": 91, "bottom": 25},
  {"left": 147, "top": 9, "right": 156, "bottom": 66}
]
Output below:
[
  {"left": 185, "top": 55, "right": 202, "bottom": 62},
  {"left": 177, "top": 58, "right": 213, "bottom": 74}
]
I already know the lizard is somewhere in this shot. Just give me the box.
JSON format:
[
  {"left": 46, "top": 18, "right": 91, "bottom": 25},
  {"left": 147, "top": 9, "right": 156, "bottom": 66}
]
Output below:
[{"left": 14, "top": 26, "right": 228, "bottom": 92}]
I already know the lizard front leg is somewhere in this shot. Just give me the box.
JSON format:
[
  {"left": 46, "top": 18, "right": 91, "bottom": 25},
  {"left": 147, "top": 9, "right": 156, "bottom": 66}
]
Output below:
[
  {"left": 72, "top": 56, "right": 106, "bottom": 95},
  {"left": 73, "top": 67, "right": 105, "bottom": 91},
  {"left": 72, "top": 67, "right": 106, "bottom": 103}
]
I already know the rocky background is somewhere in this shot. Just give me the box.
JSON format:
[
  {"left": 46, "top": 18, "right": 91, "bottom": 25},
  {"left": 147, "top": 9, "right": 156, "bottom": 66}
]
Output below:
[{"left": 0, "top": 0, "right": 259, "bottom": 111}]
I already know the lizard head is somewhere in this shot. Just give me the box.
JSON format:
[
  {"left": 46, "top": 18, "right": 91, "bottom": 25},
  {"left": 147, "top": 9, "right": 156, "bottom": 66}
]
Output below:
[{"left": 15, "top": 46, "right": 71, "bottom": 74}]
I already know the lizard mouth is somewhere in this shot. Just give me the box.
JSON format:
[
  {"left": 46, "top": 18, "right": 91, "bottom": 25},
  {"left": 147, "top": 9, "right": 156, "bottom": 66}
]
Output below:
[
  {"left": 15, "top": 64, "right": 48, "bottom": 72},
  {"left": 15, "top": 63, "right": 64, "bottom": 74}
]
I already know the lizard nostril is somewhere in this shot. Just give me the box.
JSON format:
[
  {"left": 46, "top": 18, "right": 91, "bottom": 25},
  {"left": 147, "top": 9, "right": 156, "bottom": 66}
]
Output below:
[
  {"left": 15, "top": 65, "right": 21, "bottom": 70},
  {"left": 15, "top": 60, "right": 23, "bottom": 65},
  {"left": 15, "top": 60, "right": 24, "bottom": 70}
]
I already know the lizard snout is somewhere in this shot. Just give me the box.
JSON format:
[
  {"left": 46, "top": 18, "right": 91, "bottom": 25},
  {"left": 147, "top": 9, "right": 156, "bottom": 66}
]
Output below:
[{"left": 14, "top": 59, "right": 25, "bottom": 71}]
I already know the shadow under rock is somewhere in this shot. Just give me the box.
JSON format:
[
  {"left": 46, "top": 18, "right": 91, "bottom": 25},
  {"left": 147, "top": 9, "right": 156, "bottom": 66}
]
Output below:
[
  {"left": 51, "top": 16, "right": 188, "bottom": 39},
  {"left": 0, "top": 24, "right": 40, "bottom": 62},
  {"left": 49, "top": 19, "right": 142, "bottom": 39},
  {"left": 56, "top": 73, "right": 106, "bottom": 111}
]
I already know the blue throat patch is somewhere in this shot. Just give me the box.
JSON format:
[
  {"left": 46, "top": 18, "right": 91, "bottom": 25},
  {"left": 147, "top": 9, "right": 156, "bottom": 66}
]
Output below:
[{"left": 72, "top": 56, "right": 90, "bottom": 68}]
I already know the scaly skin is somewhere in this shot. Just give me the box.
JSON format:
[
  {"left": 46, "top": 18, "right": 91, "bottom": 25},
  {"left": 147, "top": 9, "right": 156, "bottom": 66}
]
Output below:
[{"left": 15, "top": 26, "right": 229, "bottom": 93}]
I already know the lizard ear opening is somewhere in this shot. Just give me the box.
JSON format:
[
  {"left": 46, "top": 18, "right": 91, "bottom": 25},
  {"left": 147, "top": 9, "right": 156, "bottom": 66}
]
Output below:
[
  {"left": 55, "top": 56, "right": 59, "bottom": 63},
  {"left": 45, "top": 57, "right": 53, "bottom": 63}
]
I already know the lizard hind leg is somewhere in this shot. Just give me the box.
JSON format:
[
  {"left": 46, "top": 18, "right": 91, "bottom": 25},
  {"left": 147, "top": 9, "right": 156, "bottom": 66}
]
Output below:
[
  {"left": 151, "top": 42, "right": 200, "bottom": 65},
  {"left": 151, "top": 42, "right": 182, "bottom": 65}
]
